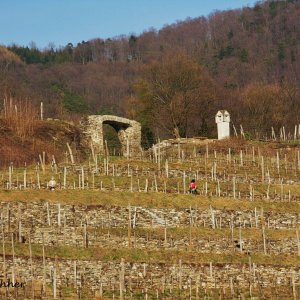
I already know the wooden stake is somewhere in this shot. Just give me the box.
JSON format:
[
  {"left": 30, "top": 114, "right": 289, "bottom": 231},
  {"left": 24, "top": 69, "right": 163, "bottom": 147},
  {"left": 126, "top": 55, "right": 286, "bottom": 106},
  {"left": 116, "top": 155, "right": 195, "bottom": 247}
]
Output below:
[
  {"left": 120, "top": 258, "right": 125, "bottom": 300},
  {"left": 2, "top": 225, "right": 6, "bottom": 281},
  {"left": 67, "top": 143, "right": 75, "bottom": 164},
  {"left": 128, "top": 204, "right": 131, "bottom": 248},
  {"left": 53, "top": 264, "right": 57, "bottom": 299},
  {"left": 262, "top": 226, "right": 267, "bottom": 255},
  {"left": 23, "top": 168, "right": 27, "bottom": 189},
  {"left": 74, "top": 261, "right": 77, "bottom": 288},
  {"left": 40, "top": 101, "right": 44, "bottom": 120},
  {"left": 57, "top": 204, "right": 61, "bottom": 226},
  {"left": 11, "top": 233, "right": 15, "bottom": 285},
  {"left": 233, "top": 177, "right": 236, "bottom": 199},
  {"left": 42, "top": 234, "right": 46, "bottom": 295},
  {"left": 296, "top": 229, "right": 300, "bottom": 256}
]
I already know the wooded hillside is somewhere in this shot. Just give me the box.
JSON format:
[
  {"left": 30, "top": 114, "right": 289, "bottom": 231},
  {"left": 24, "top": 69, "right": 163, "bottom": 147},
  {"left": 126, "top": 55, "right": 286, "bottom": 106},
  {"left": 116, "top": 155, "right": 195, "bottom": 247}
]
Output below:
[{"left": 1, "top": 0, "right": 300, "bottom": 143}]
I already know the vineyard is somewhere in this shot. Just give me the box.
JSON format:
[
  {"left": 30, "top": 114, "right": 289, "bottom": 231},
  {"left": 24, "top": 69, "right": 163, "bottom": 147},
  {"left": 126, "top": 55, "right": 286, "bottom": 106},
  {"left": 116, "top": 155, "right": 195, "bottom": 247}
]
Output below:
[{"left": 1, "top": 139, "right": 300, "bottom": 299}]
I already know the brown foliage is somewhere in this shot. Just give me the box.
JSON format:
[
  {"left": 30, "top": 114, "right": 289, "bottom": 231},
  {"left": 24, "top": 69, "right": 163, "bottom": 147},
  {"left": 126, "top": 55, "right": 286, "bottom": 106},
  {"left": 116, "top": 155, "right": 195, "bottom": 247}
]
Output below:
[
  {"left": 240, "top": 83, "right": 284, "bottom": 132},
  {"left": 134, "top": 54, "right": 219, "bottom": 139}
]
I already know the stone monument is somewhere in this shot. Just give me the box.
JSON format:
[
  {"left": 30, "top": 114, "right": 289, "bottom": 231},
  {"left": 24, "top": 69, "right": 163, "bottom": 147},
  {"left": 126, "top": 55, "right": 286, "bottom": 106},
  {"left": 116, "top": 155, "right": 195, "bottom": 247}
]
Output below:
[{"left": 215, "top": 110, "right": 230, "bottom": 140}]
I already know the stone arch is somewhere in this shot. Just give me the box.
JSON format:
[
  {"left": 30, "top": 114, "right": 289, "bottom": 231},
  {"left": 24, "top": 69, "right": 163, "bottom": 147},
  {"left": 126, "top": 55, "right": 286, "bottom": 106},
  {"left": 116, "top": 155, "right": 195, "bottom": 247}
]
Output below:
[{"left": 82, "top": 115, "right": 141, "bottom": 157}]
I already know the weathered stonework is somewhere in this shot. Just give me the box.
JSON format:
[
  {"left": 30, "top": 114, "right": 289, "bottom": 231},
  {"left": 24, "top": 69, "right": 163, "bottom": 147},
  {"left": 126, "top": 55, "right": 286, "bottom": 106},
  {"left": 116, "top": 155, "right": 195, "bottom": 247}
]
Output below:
[{"left": 81, "top": 115, "right": 141, "bottom": 157}]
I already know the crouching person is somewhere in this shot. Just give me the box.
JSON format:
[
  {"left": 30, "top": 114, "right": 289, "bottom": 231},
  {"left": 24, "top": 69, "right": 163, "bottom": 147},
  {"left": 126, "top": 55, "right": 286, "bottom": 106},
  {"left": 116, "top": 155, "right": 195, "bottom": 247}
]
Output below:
[
  {"left": 189, "top": 179, "right": 197, "bottom": 195},
  {"left": 48, "top": 177, "right": 57, "bottom": 191}
]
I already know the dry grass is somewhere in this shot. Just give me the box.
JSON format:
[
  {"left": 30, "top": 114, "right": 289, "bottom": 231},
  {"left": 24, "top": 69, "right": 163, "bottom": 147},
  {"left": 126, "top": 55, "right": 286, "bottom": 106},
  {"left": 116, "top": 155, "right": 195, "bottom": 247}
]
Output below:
[
  {"left": 1, "top": 97, "right": 39, "bottom": 142},
  {"left": 2, "top": 242, "right": 300, "bottom": 266},
  {"left": 90, "top": 226, "right": 300, "bottom": 241},
  {"left": 0, "top": 190, "right": 299, "bottom": 213}
]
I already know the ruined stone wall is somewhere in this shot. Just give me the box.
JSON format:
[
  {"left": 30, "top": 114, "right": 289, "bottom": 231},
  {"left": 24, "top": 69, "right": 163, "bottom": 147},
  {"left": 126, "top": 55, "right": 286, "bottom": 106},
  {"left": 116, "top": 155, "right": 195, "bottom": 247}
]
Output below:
[
  {"left": 1, "top": 201, "right": 300, "bottom": 254},
  {"left": 81, "top": 115, "right": 141, "bottom": 157}
]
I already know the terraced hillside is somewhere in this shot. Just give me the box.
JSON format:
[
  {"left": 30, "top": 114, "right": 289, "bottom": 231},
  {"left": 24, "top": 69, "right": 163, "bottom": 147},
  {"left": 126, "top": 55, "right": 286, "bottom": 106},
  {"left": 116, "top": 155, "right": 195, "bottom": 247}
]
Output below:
[{"left": 0, "top": 140, "right": 300, "bottom": 299}]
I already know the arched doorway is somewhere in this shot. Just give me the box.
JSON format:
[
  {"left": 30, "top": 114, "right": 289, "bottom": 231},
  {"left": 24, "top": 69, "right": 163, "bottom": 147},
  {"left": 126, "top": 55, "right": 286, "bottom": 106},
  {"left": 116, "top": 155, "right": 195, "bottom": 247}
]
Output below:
[{"left": 82, "top": 115, "right": 141, "bottom": 157}]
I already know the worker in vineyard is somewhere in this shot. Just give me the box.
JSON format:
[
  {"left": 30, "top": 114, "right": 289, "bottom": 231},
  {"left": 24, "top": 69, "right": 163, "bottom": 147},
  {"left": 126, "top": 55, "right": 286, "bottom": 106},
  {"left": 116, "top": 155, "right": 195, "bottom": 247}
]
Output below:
[
  {"left": 189, "top": 179, "right": 197, "bottom": 194},
  {"left": 48, "top": 177, "right": 57, "bottom": 191}
]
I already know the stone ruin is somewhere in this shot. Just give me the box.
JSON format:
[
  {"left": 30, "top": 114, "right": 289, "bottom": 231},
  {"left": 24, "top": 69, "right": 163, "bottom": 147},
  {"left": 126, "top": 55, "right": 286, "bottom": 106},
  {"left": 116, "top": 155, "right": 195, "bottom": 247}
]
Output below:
[
  {"left": 81, "top": 115, "right": 141, "bottom": 157},
  {"left": 81, "top": 111, "right": 232, "bottom": 157}
]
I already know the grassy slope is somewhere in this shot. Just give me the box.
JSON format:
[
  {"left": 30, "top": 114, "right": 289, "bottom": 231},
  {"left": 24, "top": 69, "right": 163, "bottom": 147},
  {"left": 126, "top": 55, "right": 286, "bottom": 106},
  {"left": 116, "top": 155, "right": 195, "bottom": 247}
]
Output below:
[
  {"left": 2, "top": 242, "right": 300, "bottom": 266},
  {"left": 0, "top": 190, "right": 299, "bottom": 213}
]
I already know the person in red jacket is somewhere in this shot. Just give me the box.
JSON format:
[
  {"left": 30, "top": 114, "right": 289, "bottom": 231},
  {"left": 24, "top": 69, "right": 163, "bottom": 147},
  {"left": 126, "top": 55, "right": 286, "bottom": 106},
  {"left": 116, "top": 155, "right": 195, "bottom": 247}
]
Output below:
[{"left": 189, "top": 179, "right": 197, "bottom": 194}]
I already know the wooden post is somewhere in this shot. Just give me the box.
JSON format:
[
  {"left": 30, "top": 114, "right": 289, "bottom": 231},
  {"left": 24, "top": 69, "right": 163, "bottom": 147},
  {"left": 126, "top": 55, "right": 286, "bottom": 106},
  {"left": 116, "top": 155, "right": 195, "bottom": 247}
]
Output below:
[
  {"left": 46, "top": 202, "right": 51, "bottom": 226},
  {"left": 18, "top": 220, "right": 22, "bottom": 243},
  {"left": 157, "top": 139, "right": 161, "bottom": 171},
  {"left": 84, "top": 223, "right": 88, "bottom": 248},
  {"left": 292, "top": 271, "right": 297, "bottom": 300},
  {"left": 53, "top": 265, "right": 57, "bottom": 299},
  {"left": 154, "top": 175, "right": 158, "bottom": 192},
  {"left": 261, "top": 156, "right": 264, "bottom": 183},
  {"left": 130, "top": 175, "right": 133, "bottom": 192},
  {"left": 128, "top": 204, "right": 131, "bottom": 248},
  {"left": 189, "top": 220, "right": 192, "bottom": 251},
  {"left": 23, "top": 168, "right": 27, "bottom": 189},
  {"left": 120, "top": 258, "right": 125, "bottom": 300},
  {"left": 29, "top": 235, "right": 33, "bottom": 279},
  {"left": 90, "top": 142, "right": 95, "bottom": 162},
  {"left": 179, "top": 259, "right": 182, "bottom": 291},
  {"left": 81, "top": 167, "right": 85, "bottom": 189},
  {"left": 57, "top": 204, "right": 61, "bottom": 227},
  {"left": 296, "top": 229, "right": 300, "bottom": 256},
  {"left": 230, "top": 277, "right": 234, "bottom": 297},
  {"left": 11, "top": 233, "right": 15, "bottom": 285},
  {"left": 63, "top": 167, "right": 67, "bottom": 189},
  {"left": 8, "top": 165, "right": 12, "bottom": 190},
  {"left": 74, "top": 261, "right": 77, "bottom": 288},
  {"left": 271, "top": 127, "right": 276, "bottom": 140},
  {"left": 233, "top": 177, "right": 236, "bottom": 199},
  {"left": 95, "top": 155, "right": 98, "bottom": 173},
  {"left": 254, "top": 207, "right": 258, "bottom": 228},
  {"left": 164, "top": 224, "right": 167, "bottom": 247},
  {"left": 240, "top": 150, "right": 243, "bottom": 166},
  {"left": 40, "top": 101, "right": 44, "bottom": 120},
  {"left": 7, "top": 203, "right": 10, "bottom": 232},
  {"left": 42, "top": 234, "right": 46, "bottom": 294},
  {"left": 262, "top": 226, "right": 267, "bottom": 255},
  {"left": 165, "top": 159, "right": 169, "bottom": 178},
  {"left": 2, "top": 225, "right": 6, "bottom": 281},
  {"left": 67, "top": 143, "right": 75, "bottom": 164},
  {"left": 210, "top": 205, "right": 215, "bottom": 229},
  {"left": 39, "top": 154, "right": 45, "bottom": 175},
  {"left": 132, "top": 207, "right": 137, "bottom": 229},
  {"left": 183, "top": 171, "right": 186, "bottom": 194},
  {"left": 92, "top": 172, "right": 95, "bottom": 190},
  {"left": 126, "top": 137, "right": 129, "bottom": 159},
  {"left": 239, "top": 224, "right": 243, "bottom": 253},
  {"left": 37, "top": 169, "right": 41, "bottom": 189}
]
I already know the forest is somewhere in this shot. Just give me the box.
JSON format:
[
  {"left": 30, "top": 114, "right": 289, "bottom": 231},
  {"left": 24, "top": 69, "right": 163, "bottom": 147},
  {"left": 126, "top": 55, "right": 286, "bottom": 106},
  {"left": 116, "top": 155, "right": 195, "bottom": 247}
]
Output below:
[{"left": 0, "top": 0, "right": 300, "bottom": 145}]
